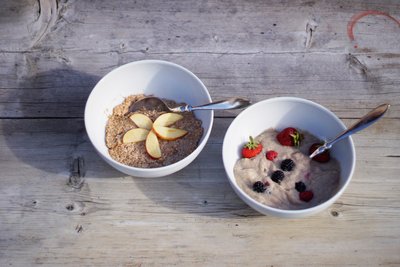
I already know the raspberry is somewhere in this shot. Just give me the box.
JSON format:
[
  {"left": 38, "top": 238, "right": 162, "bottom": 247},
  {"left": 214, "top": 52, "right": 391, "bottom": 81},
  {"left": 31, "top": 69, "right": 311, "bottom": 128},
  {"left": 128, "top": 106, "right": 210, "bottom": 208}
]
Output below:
[
  {"left": 295, "top": 181, "right": 306, "bottom": 192},
  {"left": 281, "top": 159, "right": 295, "bottom": 171},
  {"left": 252, "top": 181, "right": 266, "bottom": 193},
  {"left": 299, "top": 191, "right": 314, "bottom": 202},
  {"left": 266, "top": 150, "right": 278, "bottom": 161},
  {"left": 271, "top": 170, "right": 285, "bottom": 184}
]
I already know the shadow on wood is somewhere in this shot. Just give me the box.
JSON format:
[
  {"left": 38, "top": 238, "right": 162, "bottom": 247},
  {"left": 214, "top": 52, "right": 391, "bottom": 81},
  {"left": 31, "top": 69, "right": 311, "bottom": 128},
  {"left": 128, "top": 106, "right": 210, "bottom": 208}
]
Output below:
[
  {"left": 0, "top": 68, "right": 126, "bottom": 178},
  {"left": 10, "top": 68, "right": 100, "bottom": 118}
]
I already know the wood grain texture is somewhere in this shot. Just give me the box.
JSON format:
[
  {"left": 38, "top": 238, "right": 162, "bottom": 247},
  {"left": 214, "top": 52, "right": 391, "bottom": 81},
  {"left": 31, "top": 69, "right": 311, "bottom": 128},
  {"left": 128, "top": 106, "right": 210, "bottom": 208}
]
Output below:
[
  {"left": 0, "top": 118, "right": 399, "bottom": 266},
  {"left": 0, "top": 0, "right": 400, "bottom": 266},
  {"left": 0, "top": 0, "right": 399, "bottom": 118}
]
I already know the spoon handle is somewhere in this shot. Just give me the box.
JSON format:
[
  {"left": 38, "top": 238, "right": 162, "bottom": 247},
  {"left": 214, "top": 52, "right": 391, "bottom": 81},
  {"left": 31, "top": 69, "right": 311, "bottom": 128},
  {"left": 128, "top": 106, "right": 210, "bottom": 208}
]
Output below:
[
  {"left": 310, "top": 103, "right": 390, "bottom": 159},
  {"left": 171, "top": 97, "right": 251, "bottom": 112},
  {"left": 325, "top": 103, "right": 390, "bottom": 149}
]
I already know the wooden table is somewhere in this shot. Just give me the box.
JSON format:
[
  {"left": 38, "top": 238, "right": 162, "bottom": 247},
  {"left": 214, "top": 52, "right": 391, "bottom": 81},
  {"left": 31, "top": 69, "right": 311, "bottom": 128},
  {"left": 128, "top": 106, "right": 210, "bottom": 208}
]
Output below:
[{"left": 1, "top": 1, "right": 399, "bottom": 266}]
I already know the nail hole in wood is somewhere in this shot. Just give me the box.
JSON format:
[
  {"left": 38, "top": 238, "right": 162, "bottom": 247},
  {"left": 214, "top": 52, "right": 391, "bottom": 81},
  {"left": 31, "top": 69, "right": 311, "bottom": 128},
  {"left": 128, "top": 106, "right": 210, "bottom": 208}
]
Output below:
[
  {"left": 331, "top": 210, "right": 339, "bottom": 217},
  {"left": 66, "top": 204, "right": 74, "bottom": 211},
  {"left": 75, "top": 224, "right": 83, "bottom": 233}
]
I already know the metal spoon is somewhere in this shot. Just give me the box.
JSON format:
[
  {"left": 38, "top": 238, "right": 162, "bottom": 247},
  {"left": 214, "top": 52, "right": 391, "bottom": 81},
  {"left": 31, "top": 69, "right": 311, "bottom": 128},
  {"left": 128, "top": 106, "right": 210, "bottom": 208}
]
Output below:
[
  {"left": 309, "top": 103, "right": 390, "bottom": 159},
  {"left": 129, "top": 96, "right": 251, "bottom": 113}
]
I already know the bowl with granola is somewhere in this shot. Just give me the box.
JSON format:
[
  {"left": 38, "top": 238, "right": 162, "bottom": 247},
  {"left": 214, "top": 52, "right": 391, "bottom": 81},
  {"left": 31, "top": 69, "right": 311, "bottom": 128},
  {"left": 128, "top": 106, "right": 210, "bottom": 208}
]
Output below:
[
  {"left": 85, "top": 60, "right": 213, "bottom": 177},
  {"left": 222, "top": 97, "right": 356, "bottom": 218}
]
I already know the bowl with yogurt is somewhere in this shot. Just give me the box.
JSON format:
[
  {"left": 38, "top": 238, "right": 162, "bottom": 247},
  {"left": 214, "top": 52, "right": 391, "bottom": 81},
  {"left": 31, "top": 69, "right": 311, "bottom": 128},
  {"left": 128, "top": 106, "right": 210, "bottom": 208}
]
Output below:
[{"left": 222, "top": 97, "right": 355, "bottom": 218}]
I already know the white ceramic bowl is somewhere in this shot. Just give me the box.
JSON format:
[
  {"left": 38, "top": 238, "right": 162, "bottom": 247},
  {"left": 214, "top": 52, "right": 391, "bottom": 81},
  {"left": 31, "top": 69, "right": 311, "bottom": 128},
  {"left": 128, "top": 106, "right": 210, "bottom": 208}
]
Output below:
[
  {"left": 222, "top": 97, "right": 355, "bottom": 218},
  {"left": 85, "top": 60, "right": 213, "bottom": 177}
]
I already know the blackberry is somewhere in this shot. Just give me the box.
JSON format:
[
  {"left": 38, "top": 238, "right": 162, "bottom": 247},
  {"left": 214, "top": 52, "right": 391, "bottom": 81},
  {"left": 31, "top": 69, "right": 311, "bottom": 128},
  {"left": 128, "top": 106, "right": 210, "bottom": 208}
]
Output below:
[
  {"left": 252, "top": 181, "right": 266, "bottom": 193},
  {"left": 295, "top": 181, "right": 306, "bottom": 192},
  {"left": 271, "top": 170, "right": 285, "bottom": 184},
  {"left": 281, "top": 159, "right": 295, "bottom": 171}
]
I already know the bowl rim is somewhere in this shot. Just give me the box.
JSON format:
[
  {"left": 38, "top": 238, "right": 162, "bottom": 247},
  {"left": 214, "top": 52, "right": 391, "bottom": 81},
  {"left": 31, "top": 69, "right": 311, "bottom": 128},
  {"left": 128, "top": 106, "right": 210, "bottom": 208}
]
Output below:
[
  {"left": 84, "top": 59, "right": 214, "bottom": 175},
  {"left": 222, "top": 96, "right": 356, "bottom": 215}
]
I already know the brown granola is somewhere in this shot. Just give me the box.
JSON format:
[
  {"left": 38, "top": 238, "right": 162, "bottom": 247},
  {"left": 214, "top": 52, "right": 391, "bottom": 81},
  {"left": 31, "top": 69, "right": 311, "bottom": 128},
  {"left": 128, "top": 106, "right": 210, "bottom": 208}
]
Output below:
[{"left": 105, "top": 94, "right": 203, "bottom": 168}]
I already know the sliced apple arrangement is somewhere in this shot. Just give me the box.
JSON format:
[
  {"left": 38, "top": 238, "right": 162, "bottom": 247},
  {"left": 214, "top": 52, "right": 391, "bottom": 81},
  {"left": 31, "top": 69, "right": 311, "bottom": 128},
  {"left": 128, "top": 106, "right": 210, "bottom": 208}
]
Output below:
[{"left": 122, "top": 113, "right": 188, "bottom": 159}]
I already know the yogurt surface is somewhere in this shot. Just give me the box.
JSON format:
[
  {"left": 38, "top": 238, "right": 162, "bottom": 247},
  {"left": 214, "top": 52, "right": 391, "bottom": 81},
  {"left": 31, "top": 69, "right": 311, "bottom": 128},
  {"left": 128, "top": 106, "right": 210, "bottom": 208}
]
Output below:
[{"left": 234, "top": 128, "right": 340, "bottom": 210}]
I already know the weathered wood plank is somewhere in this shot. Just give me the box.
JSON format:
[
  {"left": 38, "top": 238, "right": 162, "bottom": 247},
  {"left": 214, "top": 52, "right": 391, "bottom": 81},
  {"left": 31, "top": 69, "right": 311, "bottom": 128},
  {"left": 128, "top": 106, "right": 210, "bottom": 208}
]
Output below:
[
  {"left": 0, "top": 118, "right": 399, "bottom": 266},
  {"left": 1, "top": 0, "right": 400, "bottom": 53},
  {"left": 0, "top": 51, "right": 399, "bottom": 118},
  {"left": 1, "top": 0, "right": 400, "bottom": 266},
  {"left": 0, "top": 0, "right": 399, "bottom": 118}
]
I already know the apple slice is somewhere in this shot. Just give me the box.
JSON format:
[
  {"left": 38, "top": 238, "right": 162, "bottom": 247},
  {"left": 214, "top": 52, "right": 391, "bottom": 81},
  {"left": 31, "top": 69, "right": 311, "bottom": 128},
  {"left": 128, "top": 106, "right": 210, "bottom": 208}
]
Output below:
[
  {"left": 153, "top": 113, "right": 183, "bottom": 127},
  {"left": 129, "top": 113, "right": 153, "bottom": 130},
  {"left": 145, "top": 130, "right": 161, "bottom": 159},
  {"left": 153, "top": 125, "right": 188, "bottom": 141},
  {"left": 122, "top": 128, "right": 150, "bottom": 144}
]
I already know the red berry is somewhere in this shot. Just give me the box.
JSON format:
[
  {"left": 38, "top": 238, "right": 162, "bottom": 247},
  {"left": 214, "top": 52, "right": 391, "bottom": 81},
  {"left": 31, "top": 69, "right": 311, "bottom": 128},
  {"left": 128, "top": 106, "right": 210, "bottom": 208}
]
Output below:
[
  {"left": 299, "top": 191, "right": 314, "bottom": 202},
  {"left": 277, "top": 127, "right": 303, "bottom": 147},
  {"left": 266, "top": 150, "right": 278, "bottom": 161},
  {"left": 309, "top": 143, "right": 330, "bottom": 163},
  {"left": 241, "top": 136, "right": 263, "bottom": 158}
]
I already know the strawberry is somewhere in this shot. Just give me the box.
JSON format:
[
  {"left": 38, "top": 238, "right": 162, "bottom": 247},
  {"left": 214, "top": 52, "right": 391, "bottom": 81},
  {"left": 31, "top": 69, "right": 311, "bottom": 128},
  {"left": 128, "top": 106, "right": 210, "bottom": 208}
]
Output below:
[
  {"left": 299, "top": 190, "right": 314, "bottom": 202},
  {"left": 241, "top": 136, "right": 263, "bottom": 158},
  {"left": 309, "top": 143, "right": 330, "bottom": 163},
  {"left": 266, "top": 150, "right": 278, "bottom": 161},
  {"left": 276, "top": 127, "right": 303, "bottom": 147}
]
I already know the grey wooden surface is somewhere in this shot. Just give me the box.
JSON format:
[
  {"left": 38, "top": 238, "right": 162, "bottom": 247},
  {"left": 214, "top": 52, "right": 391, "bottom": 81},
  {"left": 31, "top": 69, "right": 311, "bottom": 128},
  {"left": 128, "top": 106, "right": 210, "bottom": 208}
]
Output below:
[{"left": 1, "top": 0, "right": 399, "bottom": 266}]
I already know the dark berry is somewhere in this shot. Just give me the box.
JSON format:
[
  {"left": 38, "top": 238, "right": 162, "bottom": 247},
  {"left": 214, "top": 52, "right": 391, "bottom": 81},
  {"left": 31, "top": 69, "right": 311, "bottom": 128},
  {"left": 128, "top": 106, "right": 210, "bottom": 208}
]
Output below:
[
  {"left": 281, "top": 159, "right": 295, "bottom": 171},
  {"left": 266, "top": 150, "right": 278, "bottom": 161},
  {"left": 295, "top": 181, "right": 306, "bottom": 192},
  {"left": 252, "top": 181, "right": 266, "bottom": 193},
  {"left": 271, "top": 170, "right": 285, "bottom": 184},
  {"left": 299, "top": 191, "right": 314, "bottom": 202}
]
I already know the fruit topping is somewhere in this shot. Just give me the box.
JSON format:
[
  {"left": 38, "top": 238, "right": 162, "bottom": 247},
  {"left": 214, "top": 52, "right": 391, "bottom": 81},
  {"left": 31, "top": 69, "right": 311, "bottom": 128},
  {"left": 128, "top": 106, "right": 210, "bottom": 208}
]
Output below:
[
  {"left": 266, "top": 150, "right": 278, "bottom": 161},
  {"left": 276, "top": 127, "right": 303, "bottom": 147},
  {"left": 309, "top": 143, "right": 331, "bottom": 163},
  {"left": 124, "top": 113, "right": 188, "bottom": 159},
  {"left": 295, "top": 181, "right": 306, "bottom": 192},
  {"left": 153, "top": 113, "right": 183, "bottom": 127},
  {"left": 122, "top": 128, "right": 150, "bottom": 144},
  {"left": 129, "top": 113, "right": 153, "bottom": 130},
  {"left": 271, "top": 170, "right": 285, "bottom": 184},
  {"left": 152, "top": 125, "right": 188, "bottom": 141},
  {"left": 281, "top": 159, "right": 295, "bottom": 171},
  {"left": 253, "top": 181, "right": 266, "bottom": 193},
  {"left": 299, "top": 191, "right": 314, "bottom": 202},
  {"left": 242, "top": 136, "right": 263, "bottom": 158},
  {"left": 145, "top": 130, "right": 162, "bottom": 159}
]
